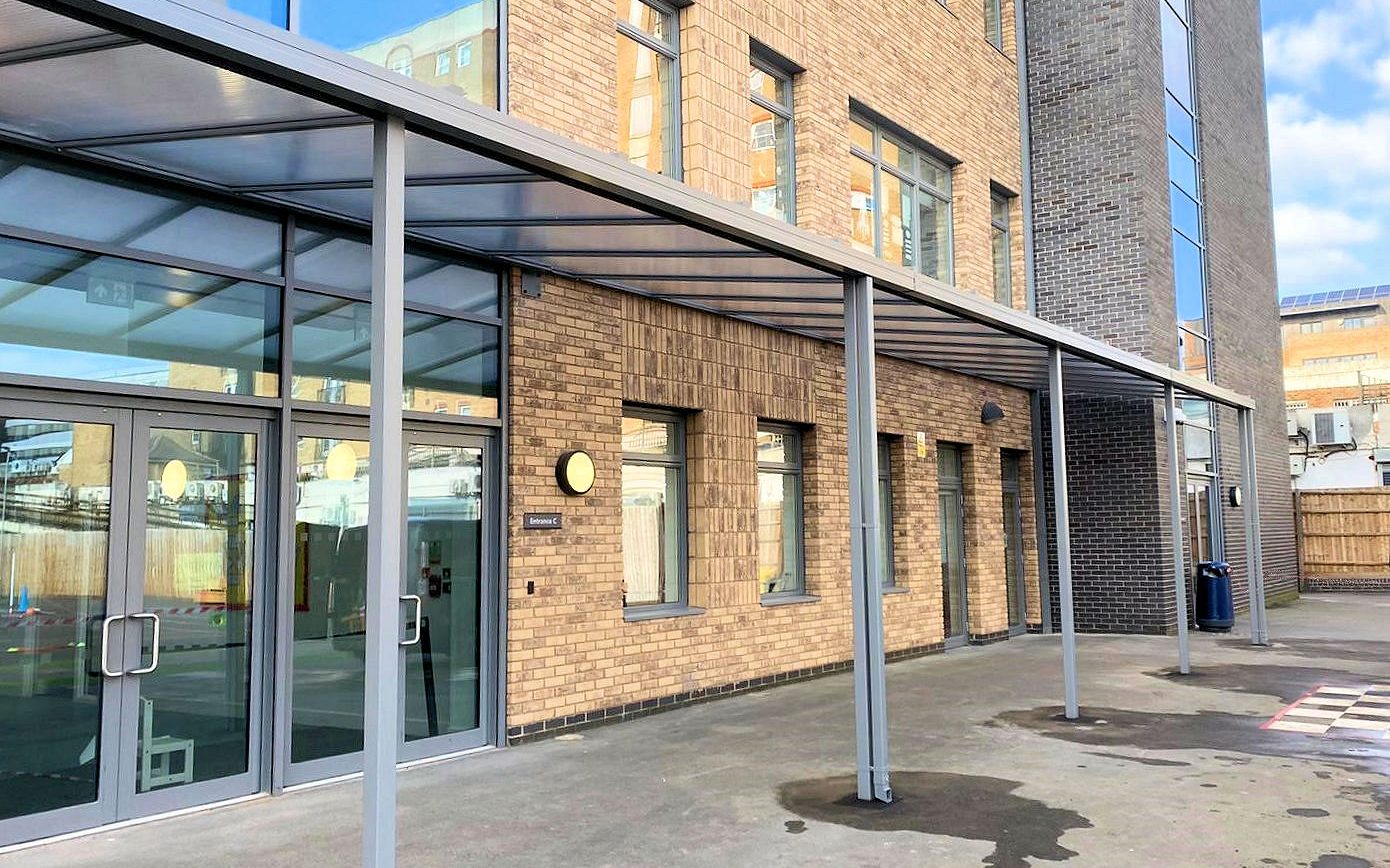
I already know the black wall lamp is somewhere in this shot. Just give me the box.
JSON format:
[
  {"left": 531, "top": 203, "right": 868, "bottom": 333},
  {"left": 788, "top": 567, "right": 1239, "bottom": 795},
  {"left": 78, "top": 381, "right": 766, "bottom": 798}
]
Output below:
[
  {"left": 981, "top": 401, "right": 1005, "bottom": 425},
  {"left": 556, "top": 450, "right": 596, "bottom": 496}
]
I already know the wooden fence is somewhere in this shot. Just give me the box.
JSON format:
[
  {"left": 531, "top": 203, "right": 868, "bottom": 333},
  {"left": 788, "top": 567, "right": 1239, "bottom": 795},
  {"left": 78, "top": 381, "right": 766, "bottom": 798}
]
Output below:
[{"left": 1294, "top": 489, "right": 1390, "bottom": 591}]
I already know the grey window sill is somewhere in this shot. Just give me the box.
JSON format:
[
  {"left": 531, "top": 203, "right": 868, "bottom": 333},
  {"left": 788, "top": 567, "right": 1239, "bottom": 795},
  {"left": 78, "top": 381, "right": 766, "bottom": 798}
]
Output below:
[
  {"left": 760, "top": 593, "right": 821, "bottom": 607},
  {"left": 623, "top": 604, "right": 706, "bottom": 622},
  {"left": 881, "top": 585, "right": 910, "bottom": 596}
]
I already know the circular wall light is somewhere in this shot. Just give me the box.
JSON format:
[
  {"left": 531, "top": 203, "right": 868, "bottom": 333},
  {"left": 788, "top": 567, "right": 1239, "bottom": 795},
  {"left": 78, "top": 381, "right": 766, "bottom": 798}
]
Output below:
[
  {"left": 325, "top": 442, "right": 359, "bottom": 482},
  {"left": 556, "top": 450, "right": 596, "bottom": 496},
  {"left": 160, "top": 459, "right": 187, "bottom": 500},
  {"left": 1229, "top": 485, "right": 1244, "bottom": 508}
]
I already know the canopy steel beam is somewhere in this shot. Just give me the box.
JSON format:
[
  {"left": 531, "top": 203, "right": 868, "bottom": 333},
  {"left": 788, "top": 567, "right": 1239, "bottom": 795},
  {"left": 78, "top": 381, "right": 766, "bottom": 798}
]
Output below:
[
  {"left": 844, "top": 273, "right": 891, "bottom": 804},
  {"left": 0, "top": 32, "right": 136, "bottom": 67},
  {"left": 1165, "top": 385, "right": 1191, "bottom": 674},
  {"left": 234, "top": 171, "right": 548, "bottom": 193},
  {"left": 1049, "top": 347, "right": 1080, "bottom": 720},
  {"left": 56, "top": 113, "right": 365, "bottom": 149},
  {"left": 406, "top": 216, "right": 675, "bottom": 228},
  {"left": 364, "top": 115, "right": 406, "bottom": 868},
  {"left": 1238, "top": 407, "right": 1270, "bottom": 646}
]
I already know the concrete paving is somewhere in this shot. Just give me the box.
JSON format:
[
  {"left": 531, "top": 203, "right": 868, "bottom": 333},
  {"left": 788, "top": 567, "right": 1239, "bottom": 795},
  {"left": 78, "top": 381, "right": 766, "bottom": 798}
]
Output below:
[{"left": 6, "top": 593, "right": 1388, "bottom": 868}]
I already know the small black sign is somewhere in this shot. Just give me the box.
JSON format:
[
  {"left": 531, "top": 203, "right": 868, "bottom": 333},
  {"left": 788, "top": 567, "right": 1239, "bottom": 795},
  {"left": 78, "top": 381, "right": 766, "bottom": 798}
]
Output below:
[{"left": 523, "top": 512, "right": 562, "bottom": 530}]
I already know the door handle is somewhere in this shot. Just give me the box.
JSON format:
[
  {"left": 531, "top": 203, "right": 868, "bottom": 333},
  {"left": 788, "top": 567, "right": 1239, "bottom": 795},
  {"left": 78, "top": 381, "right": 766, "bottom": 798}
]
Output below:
[
  {"left": 400, "top": 595, "right": 422, "bottom": 647},
  {"left": 99, "top": 614, "right": 125, "bottom": 678},
  {"left": 127, "top": 612, "right": 160, "bottom": 675}
]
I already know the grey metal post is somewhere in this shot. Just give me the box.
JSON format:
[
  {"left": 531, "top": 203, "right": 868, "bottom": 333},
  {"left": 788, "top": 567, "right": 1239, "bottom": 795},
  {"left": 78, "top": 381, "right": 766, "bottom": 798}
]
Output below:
[
  {"left": 1047, "top": 348, "right": 1079, "bottom": 719},
  {"left": 364, "top": 114, "right": 406, "bottom": 868},
  {"left": 844, "top": 274, "right": 891, "bottom": 803},
  {"left": 1238, "top": 407, "right": 1269, "bottom": 646},
  {"left": 1164, "top": 386, "right": 1191, "bottom": 674}
]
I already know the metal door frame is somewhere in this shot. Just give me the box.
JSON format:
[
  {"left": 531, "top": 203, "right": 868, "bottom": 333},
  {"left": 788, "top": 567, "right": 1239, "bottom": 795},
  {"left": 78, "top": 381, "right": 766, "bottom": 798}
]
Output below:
[
  {"left": 278, "top": 421, "right": 500, "bottom": 786},
  {"left": 938, "top": 477, "right": 969, "bottom": 649},
  {"left": 118, "top": 410, "right": 271, "bottom": 819},
  {"left": 1002, "top": 454, "right": 1028, "bottom": 636},
  {"left": 0, "top": 398, "right": 130, "bottom": 846}
]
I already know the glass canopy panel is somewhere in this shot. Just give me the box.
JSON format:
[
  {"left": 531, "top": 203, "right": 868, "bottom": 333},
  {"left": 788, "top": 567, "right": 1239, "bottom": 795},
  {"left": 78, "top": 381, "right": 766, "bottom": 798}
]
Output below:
[
  {"left": 0, "top": 44, "right": 347, "bottom": 143},
  {"left": 0, "top": 235, "right": 280, "bottom": 395},
  {"left": 539, "top": 254, "right": 825, "bottom": 281},
  {"left": 0, "top": 3, "right": 111, "bottom": 52},
  {"left": 417, "top": 223, "right": 757, "bottom": 255}
]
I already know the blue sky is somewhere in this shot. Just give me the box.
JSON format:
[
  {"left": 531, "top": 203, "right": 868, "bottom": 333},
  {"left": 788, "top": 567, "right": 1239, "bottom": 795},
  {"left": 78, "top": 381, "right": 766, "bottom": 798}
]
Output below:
[{"left": 1262, "top": 0, "right": 1390, "bottom": 298}]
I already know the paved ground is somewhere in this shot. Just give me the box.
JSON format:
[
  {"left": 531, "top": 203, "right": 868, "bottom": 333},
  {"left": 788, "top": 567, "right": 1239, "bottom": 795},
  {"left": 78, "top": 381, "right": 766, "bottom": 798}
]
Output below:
[{"left": 6, "top": 593, "right": 1389, "bottom": 868}]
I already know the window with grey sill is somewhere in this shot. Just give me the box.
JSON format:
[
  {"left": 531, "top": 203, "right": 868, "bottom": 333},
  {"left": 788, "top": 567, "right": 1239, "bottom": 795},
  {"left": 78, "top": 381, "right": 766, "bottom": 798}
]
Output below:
[
  {"left": 878, "top": 437, "right": 896, "bottom": 588},
  {"left": 749, "top": 51, "right": 796, "bottom": 223},
  {"left": 616, "top": 0, "right": 682, "bottom": 179},
  {"left": 984, "top": 0, "right": 1003, "bottom": 49},
  {"left": 621, "top": 407, "right": 688, "bottom": 611},
  {"left": 757, "top": 424, "right": 805, "bottom": 597},
  {"left": 991, "top": 190, "right": 1013, "bottom": 306}
]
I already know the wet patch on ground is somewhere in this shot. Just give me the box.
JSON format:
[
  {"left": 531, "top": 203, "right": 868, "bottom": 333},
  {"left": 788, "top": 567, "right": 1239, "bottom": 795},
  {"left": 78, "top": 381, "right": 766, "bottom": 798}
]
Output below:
[
  {"left": 1146, "top": 663, "right": 1390, "bottom": 705},
  {"left": 1218, "top": 637, "right": 1390, "bottom": 665},
  {"left": 1083, "top": 751, "right": 1189, "bottom": 767},
  {"left": 1342, "top": 780, "right": 1390, "bottom": 834},
  {"left": 1287, "top": 807, "right": 1331, "bottom": 817},
  {"left": 1310, "top": 855, "right": 1372, "bottom": 868},
  {"left": 777, "top": 771, "right": 1092, "bottom": 868}
]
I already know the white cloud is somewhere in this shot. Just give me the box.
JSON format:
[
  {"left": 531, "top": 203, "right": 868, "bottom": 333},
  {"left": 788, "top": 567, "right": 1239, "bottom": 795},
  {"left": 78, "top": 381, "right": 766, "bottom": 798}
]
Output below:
[
  {"left": 1266, "top": 94, "right": 1390, "bottom": 199},
  {"left": 1263, "top": 0, "right": 1390, "bottom": 87},
  {"left": 1376, "top": 55, "right": 1390, "bottom": 96},
  {"left": 1274, "top": 203, "right": 1380, "bottom": 289}
]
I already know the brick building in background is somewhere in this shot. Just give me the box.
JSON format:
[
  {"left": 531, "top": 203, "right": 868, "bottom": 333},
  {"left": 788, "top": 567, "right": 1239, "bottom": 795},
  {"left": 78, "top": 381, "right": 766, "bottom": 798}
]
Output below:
[
  {"left": 1026, "top": 0, "right": 1297, "bottom": 631},
  {"left": 0, "top": 0, "right": 1289, "bottom": 845}
]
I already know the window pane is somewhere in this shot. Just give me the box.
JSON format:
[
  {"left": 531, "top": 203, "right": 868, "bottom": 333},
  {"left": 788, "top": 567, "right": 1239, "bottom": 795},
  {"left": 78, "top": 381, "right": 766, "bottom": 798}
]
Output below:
[
  {"left": 880, "top": 171, "right": 912, "bottom": 268},
  {"left": 622, "top": 415, "right": 675, "bottom": 454},
  {"left": 1168, "top": 138, "right": 1198, "bottom": 198},
  {"left": 1171, "top": 185, "right": 1202, "bottom": 244},
  {"left": 1166, "top": 93, "right": 1196, "bottom": 153},
  {"left": 290, "top": 293, "right": 500, "bottom": 416},
  {"left": 756, "top": 428, "right": 796, "bottom": 465},
  {"left": 882, "top": 138, "right": 914, "bottom": 175},
  {"left": 299, "top": 0, "right": 501, "bottom": 108},
  {"left": 750, "top": 105, "right": 792, "bottom": 222},
  {"left": 938, "top": 443, "right": 961, "bottom": 478},
  {"left": 757, "top": 470, "right": 801, "bottom": 594},
  {"left": 294, "top": 227, "right": 501, "bottom": 315},
  {"left": 984, "top": 0, "right": 1002, "bottom": 47},
  {"left": 918, "top": 155, "right": 950, "bottom": 192},
  {"left": 749, "top": 66, "right": 786, "bottom": 105},
  {"left": 918, "top": 192, "right": 952, "bottom": 281},
  {"left": 991, "top": 194, "right": 1009, "bottom": 226},
  {"left": 1173, "top": 229, "right": 1205, "bottom": 332},
  {"left": 1180, "top": 329, "right": 1209, "bottom": 379},
  {"left": 993, "top": 222, "right": 1011, "bottom": 304},
  {"left": 850, "top": 119, "right": 874, "bottom": 153},
  {"left": 1162, "top": 3, "right": 1192, "bottom": 109},
  {"left": 617, "top": 33, "right": 675, "bottom": 175},
  {"left": 0, "top": 235, "right": 279, "bottom": 395},
  {"left": 850, "top": 156, "right": 876, "bottom": 254},
  {"left": 622, "top": 464, "right": 681, "bottom": 605},
  {"left": 617, "top": 0, "right": 670, "bottom": 41},
  {"left": 0, "top": 161, "right": 281, "bottom": 273},
  {"left": 877, "top": 446, "right": 894, "bottom": 587}
]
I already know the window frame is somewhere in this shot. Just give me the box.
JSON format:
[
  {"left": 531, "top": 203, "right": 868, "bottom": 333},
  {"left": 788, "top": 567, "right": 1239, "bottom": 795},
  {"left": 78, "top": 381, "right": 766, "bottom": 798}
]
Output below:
[
  {"left": 990, "top": 189, "right": 1012, "bottom": 306},
  {"left": 849, "top": 113, "right": 955, "bottom": 283},
  {"left": 749, "top": 49, "right": 796, "bottom": 223},
  {"left": 620, "top": 405, "right": 692, "bottom": 618},
  {"left": 756, "top": 422, "right": 808, "bottom": 601},
  {"left": 615, "top": 0, "right": 683, "bottom": 180},
  {"left": 984, "top": 0, "right": 1004, "bottom": 50}
]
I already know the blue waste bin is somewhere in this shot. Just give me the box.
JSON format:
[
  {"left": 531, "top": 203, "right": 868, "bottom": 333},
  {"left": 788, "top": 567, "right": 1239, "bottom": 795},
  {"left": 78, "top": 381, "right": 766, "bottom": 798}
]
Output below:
[{"left": 1195, "top": 560, "right": 1234, "bottom": 631}]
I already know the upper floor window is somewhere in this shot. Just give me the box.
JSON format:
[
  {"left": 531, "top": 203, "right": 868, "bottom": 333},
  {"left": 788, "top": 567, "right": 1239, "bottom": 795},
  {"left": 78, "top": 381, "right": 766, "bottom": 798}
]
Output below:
[
  {"left": 749, "top": 51, "right": 795, "bottom": 223},
  {"left": 621, "top": 408, "right": 688, "bottom": 611},
  {"left": 616, "top": 0, "right": 681, "bottom": 178},
  {"left": 757, "top": 425, "right": 805, "bottom": 597},
  {"left": 991, "top": 191, "right": 1013, "bottom": 306},
  {"left": 298, "top": 0, "right": 502, "bottom": 108},
  {"left": 1300, "top": 321, "right": 1324, "bottom": 334},
  {"left": 1343, "top": 316, "right": 1373, "bottom": 330},
  {"left": 849, "top": 115, "right": 954, "bottom": 283},
  {"left": 984, "top": 0, "right": 1004, "bottom": 49}
]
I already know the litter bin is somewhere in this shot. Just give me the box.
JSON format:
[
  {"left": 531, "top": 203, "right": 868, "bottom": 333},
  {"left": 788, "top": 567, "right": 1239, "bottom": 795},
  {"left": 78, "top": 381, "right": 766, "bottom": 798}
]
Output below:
[{"left": 1195, "top": 560, "right": 1234, "bottom": 632}]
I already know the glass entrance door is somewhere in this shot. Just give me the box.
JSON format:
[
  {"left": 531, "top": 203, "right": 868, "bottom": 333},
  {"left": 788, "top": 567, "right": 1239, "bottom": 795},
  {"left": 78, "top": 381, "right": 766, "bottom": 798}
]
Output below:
[
  {"left": 119, "top": 413, "right": 266, "bottom": 817},
  {"left": 285, "top": 426, "right": 493, "bottom": 782},
  {"left": 938, "top": 444, "right": 969, "bottom": 647},
  {"left": 0, "top": 404, "right": 127, "bottom": 843},
  {"left": 0, "top": 403, "right": 267, "bottom": 845}
]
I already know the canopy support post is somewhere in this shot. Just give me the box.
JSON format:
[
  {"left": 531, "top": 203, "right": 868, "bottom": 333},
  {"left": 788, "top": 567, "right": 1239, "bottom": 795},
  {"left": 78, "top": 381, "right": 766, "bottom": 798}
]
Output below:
[
  {"left": 1238, "top": 407, "right": 1270, "bottom": 646},
  {"left": 844, "top": 273, "right": 891, "bottom": 803},
  {"left": 1048, "top": 348, "right": 1079, "bottom": 720},
  {"left": 1165, "top": 386, "right": 1191, "bottom": 674},
  {"left": 364, "top": 114, "right": 406, "bottom": 868}
]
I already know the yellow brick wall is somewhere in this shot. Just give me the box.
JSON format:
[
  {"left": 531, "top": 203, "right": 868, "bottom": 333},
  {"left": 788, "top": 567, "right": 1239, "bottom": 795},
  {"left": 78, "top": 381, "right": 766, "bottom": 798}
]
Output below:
[
  {"left": 506, "top": 0, "right": 1026, "bottom": 308},
  {"left": 507, "top": 274, "right": 1040, "bottom": 727}
]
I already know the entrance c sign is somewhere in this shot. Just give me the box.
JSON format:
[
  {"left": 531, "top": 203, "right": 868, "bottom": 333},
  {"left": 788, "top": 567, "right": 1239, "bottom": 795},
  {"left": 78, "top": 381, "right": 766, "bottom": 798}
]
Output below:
[{"left": 556, "top": 450, "right": 596, "bottom": 496}]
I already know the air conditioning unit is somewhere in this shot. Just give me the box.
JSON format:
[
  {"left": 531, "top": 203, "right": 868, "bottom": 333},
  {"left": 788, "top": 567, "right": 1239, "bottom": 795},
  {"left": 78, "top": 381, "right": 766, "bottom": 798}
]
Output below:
[
  {"left": 1286, "top": 413, "right": 1300, "bottom": 438},
  {"left": 1311, "top": 409, "right": 1353, "bottom": 446}
]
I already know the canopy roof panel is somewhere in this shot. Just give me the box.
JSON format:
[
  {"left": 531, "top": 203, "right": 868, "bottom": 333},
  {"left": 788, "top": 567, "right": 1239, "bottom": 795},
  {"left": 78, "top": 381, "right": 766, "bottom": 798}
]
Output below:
[{"left": 0, "top": 0, "right": 1255, "bottom": 409}]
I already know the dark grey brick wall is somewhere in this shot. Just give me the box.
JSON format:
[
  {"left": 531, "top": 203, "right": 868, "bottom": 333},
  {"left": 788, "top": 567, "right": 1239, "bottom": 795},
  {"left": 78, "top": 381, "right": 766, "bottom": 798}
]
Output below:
[{"left": 1025, "top": 0, "right": 1296, "bottom": 632}]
